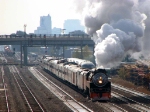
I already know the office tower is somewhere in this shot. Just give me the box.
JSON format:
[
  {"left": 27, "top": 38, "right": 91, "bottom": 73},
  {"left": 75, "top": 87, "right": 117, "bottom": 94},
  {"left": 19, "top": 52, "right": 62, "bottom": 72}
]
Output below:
[
  {"left": 34, "top": 14, "right": 52, "bottom": 35},
  {"left": 63, "top": 19, "right": 85, "bottom": 34}
]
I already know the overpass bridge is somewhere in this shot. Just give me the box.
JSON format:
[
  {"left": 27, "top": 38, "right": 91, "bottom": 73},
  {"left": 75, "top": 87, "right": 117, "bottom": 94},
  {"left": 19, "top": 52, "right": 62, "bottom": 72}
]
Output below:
[{"left": 0, "top": 34, "right": 95, "bottom": 66}]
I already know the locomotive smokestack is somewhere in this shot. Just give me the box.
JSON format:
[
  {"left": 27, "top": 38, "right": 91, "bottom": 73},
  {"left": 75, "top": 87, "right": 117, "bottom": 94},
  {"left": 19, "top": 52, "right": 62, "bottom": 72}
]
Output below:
[{"left": 72, "top": 0, "right": 150, "bottom": 68}]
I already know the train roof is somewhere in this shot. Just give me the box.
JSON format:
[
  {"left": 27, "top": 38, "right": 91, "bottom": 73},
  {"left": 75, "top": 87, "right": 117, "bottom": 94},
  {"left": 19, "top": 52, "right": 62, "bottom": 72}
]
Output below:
[
  {"left": 64, "top": 63, "right": 81, "bottom": 72},
  {"left": 80, "top": 61, "right": 95, "bottom": 69}
]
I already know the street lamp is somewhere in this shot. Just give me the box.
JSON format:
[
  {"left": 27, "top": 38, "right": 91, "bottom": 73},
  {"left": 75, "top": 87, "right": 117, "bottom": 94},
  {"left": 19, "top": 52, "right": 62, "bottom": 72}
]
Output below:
[{"left": 24, "top": 24, "right": 27, "bottom": 38}]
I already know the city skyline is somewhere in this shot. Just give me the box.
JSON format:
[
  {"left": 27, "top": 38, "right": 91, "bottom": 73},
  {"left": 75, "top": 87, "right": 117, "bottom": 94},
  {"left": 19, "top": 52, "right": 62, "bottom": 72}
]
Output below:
[
  {"left": 34, "top": 15, "right": 85, "bottom": 35},
  {"left": 0, "top": 0, "right": 81, "bottom": 35}
]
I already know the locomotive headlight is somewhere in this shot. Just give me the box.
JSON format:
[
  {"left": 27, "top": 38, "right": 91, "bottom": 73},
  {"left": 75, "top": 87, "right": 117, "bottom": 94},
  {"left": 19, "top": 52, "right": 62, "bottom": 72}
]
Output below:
[
  {"left": 98, "top": 80, "right": 102, "bottom": 84},
  {"left": 92, "top": 73, "right": 108, "bottom": 87}
]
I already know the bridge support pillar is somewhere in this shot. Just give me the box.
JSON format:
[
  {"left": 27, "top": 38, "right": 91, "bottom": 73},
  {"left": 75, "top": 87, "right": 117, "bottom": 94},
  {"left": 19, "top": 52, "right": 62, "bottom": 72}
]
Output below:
[
  {"left": 80, "top": 45, "right": 83, "bottom": 59},
  {"left": 20, "top": 42, "right": 22, "bottom": 68},
  {"left": 23, "top": 46, "right": 28, "bottom": 66},
  {"left": 63, "top": 46, "right": 64, "bottom": 58}
]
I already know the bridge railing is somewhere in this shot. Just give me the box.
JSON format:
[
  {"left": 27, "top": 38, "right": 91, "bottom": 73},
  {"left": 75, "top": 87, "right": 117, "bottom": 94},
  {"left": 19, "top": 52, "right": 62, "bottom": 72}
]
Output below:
[{"left": 0, "top": 34, "right": 91, "bottom": 39}]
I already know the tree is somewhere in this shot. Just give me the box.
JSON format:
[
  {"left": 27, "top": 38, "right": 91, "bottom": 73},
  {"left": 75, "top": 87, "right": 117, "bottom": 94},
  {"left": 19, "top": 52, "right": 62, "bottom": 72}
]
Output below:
[
  {"left": 82, "top": 45, "right": 92, "bottom": 58},
  {"left": 72, "top": 45, "right": 93, "bottom": 61},
  {"left": 117, "top": 67, "right": 130, "bottom": 79},
  {"left": 72, "top": 49, "right": 81, "bottom": 58},
  {"left": 82, "top": 45, "right": 94, "bottom": 62}
]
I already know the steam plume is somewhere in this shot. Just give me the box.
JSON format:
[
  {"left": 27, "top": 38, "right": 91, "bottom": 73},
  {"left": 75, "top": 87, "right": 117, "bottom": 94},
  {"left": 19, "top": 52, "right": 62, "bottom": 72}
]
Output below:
[{"left": 73, "top": 0, "right": 150, "bottom": 68}]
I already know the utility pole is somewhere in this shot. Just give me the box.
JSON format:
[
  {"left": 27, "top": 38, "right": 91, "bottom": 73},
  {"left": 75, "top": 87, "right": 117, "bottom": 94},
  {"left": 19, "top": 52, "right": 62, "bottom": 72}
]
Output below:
[
  {"left": 23, "top": 24, "right": 28, "bottom": 66},
  {"left": 24, "top": 24, "right": 27, "bottom": 38}
]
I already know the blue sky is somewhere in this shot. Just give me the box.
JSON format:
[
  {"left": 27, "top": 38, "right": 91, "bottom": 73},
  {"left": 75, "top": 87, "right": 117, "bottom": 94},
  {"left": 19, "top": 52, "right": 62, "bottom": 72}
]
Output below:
[{"left": 0, "top": 0, "right": 80, "bottom": 34}]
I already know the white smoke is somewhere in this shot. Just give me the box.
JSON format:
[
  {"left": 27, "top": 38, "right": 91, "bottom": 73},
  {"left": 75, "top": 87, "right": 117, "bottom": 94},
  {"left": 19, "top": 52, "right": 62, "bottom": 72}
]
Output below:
[{"left": 72, "top": 0, "right": 150, "bottom": 68}]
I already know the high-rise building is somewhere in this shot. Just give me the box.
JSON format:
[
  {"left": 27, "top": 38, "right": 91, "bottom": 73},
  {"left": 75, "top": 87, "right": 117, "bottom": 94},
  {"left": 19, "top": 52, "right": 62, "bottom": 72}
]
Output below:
[
  {"left": 34, "top": 14, "right": 52, "bottom": 35},
  {"left": 63, "top": 19, "right": 85, "bottom": 34}
]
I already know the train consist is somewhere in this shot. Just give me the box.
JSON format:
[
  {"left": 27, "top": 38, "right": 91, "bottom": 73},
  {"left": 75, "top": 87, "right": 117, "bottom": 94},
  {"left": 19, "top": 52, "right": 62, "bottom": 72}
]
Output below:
[{"left": 40, "top": 56, "right": 111, "bottom": 101}]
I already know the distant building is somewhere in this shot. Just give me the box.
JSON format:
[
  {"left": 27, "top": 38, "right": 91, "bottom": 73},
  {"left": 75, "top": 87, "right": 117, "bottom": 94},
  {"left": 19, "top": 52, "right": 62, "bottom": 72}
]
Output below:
[
  {"left": 52, "top": 27, "right": 61, "bottom": 34},
  {"left": 63, "top": 19, "right": 85, "bottom": 34},
  {"left": 34, "top": 14, "right": 52, "bottom": 35},
  {"left": 69, "top": 30, "right": 89, "bottom": 36}
]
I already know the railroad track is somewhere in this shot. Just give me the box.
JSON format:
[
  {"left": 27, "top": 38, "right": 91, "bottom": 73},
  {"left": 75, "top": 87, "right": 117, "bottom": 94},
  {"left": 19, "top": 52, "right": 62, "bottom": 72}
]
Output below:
[
  {"left": 8, "top": 65, "right": 45, "bottom": 112},
  {"left": 0, "top": 66, "right": 10, "bottom": 112},
  {"left": 29, "top": 67, "right": 93, "bottom": 112},
  {"left": 112, "top": 83, "right": 150, "bottom": 107},
  {"left": 112, "top": 91, "right": 150, "bottom": 112},
  {"left": 96, "top": 101, "right": 127, "bottom": 112},
  {"left": 96, "top": 85, "right": 150, "bottom": 112}
]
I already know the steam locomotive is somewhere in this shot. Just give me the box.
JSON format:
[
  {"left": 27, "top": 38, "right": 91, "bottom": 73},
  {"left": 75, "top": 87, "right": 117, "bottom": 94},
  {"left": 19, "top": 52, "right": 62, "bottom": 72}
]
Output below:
[{"left": 40, "top": 56, "right": 111, "bottom": 101}]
